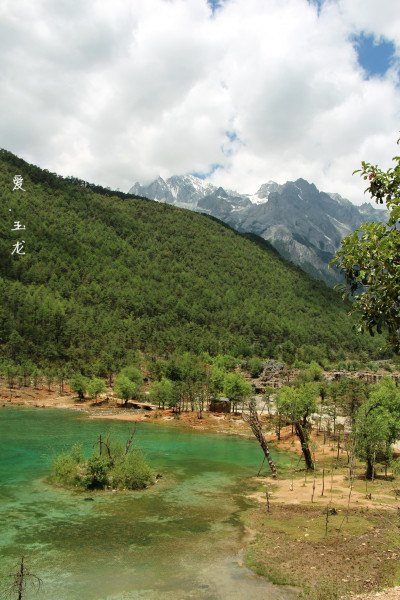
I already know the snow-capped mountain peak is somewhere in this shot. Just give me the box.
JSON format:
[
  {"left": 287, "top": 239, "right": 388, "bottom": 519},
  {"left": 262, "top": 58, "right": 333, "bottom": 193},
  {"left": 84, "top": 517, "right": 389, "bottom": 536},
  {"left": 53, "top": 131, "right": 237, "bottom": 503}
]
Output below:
[
  {"left": 129, "top": 173, "right": 387, "bottom": 286},
  {"left": 131, "top": 174, "right": 218, "bottom": 206},
  {"left": 246, "top": 181, "right": 280, "bottom": 205}
]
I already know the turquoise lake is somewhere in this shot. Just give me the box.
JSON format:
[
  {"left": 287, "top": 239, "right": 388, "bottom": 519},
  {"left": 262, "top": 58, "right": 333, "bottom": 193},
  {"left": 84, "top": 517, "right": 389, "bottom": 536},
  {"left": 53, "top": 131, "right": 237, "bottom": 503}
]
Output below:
[{"left": 0, "top": 408, "right": 296, "bottom": 599}]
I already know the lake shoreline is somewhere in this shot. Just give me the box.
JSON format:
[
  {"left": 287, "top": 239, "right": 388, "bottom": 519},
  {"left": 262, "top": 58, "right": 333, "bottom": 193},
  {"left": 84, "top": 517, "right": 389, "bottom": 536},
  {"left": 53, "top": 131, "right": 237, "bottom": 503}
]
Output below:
[
  {"left": 0, "top": 404, "right": 299, "bottom": 600},
  {"left": 2, "top": 385, "right": 400, "bottom": 599}
]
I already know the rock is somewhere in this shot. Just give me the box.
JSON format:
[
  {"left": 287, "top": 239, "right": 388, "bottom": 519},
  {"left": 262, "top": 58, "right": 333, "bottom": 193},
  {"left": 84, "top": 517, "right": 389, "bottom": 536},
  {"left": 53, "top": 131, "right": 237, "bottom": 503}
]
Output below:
[{"left": 325, "top": 507, "right": 338, "bottom": 515}]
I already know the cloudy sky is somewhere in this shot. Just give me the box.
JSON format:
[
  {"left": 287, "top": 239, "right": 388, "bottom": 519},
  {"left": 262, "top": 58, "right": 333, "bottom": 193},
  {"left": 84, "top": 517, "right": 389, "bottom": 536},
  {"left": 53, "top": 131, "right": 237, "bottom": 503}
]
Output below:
[{"left": 1, "top": 0, "right": 399, "bottom": 203}]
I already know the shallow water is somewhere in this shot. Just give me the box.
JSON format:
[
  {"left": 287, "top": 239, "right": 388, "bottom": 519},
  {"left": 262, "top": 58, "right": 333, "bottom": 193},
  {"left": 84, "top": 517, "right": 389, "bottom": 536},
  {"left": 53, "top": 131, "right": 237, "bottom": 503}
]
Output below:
[{"left": 0, "top": 408, "right": 297, "bottom": 599}]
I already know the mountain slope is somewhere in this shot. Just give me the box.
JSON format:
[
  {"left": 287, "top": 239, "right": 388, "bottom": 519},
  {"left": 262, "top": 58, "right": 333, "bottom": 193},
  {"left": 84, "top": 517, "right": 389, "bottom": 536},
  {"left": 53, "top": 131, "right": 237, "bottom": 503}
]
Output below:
[
  {"left": 131, "top": 176, "right": 386, "bottom": 285},
  {"left": 0, "top": 150, "right": 382, "bottom": 371}
]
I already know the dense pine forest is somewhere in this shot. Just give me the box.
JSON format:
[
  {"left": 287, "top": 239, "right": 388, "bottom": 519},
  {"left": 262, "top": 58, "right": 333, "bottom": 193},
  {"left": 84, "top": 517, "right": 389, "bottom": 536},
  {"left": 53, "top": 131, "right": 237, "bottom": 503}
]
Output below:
[{"left": 0, "top": 150, "right": 385, "bottom": 375}]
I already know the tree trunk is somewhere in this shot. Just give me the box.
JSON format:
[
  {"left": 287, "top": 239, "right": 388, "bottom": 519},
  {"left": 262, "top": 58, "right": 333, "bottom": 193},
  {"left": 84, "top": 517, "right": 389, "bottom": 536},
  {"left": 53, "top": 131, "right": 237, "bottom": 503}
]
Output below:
[
  {"left": 366, "top": 457, "right": 375, "bottom": 480},
  {"left": 294, "top": 421, "right": 314, "bottom": 470},
  {"left": 276, "top": 414, "right": 281, "bottom": 440},
  {"left": 333, "top": 403, "right": 337, "bottom": 436},
  {"left": 243, "top": 401, "right": 278, "bottom": 478},
  {"left": 18, "top": 557, "right": 24, "bottom": 600}
]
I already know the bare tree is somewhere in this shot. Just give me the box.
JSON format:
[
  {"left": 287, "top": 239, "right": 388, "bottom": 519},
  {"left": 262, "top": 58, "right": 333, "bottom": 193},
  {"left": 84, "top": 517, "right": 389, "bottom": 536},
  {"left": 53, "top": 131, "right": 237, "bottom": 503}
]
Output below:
[
  {"left": 243, "top": 399, "right": 278, "bottom": 478},
  {"left": 124, "top": 427, "right": 137, "bottom": 455},
  {"left": 6, "top": 557, "right": 42, "bottom": 600}
]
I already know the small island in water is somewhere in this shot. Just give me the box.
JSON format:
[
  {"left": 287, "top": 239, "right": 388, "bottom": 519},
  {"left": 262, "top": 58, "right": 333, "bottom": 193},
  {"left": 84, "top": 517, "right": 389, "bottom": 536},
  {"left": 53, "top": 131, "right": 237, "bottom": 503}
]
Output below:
[{"left": 48, "top": 432, "right": 155, "bottom": 491}]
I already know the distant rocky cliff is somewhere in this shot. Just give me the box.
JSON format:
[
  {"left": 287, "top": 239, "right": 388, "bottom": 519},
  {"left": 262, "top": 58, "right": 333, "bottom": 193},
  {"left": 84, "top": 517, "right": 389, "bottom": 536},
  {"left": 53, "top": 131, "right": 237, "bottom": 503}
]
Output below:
[{"left": 131, "top": 175, "right": 386, "bottom": 286}]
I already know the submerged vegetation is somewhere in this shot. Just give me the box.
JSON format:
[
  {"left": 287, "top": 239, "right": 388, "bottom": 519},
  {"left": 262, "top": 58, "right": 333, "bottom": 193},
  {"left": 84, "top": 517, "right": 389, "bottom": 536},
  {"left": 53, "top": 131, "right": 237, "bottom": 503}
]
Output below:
[{"left": 49, "top": 434, "right": 154, "bottom": 491}]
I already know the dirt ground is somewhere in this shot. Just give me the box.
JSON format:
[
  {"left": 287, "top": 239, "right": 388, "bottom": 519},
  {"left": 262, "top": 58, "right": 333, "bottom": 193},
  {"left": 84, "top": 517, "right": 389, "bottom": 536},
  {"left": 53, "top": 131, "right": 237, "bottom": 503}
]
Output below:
[
  {"left": 0, "top": 381, "right": 85, "bottom": 410},
  {"left": 244, "top": 427, "right": 400, "bottom": 598},
  {"left": 2, "top": 380, "right": 400, "bottom": 598},
  {"left": 0, "top": 381, "right": 253, "bottom": 433},
  {"left": 348, "top": 589, "right": 400, "bottom": 600},
  {"left": 249, "top": 472, "right": 399, "bottom": 512},
  {"left": 244, "top": 501, "right": 400, "bottom": 599}
]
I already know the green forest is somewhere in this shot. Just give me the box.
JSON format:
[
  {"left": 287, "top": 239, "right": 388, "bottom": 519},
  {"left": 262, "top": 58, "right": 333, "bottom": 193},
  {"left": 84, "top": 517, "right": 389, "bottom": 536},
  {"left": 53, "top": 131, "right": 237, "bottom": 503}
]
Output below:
[{"left": 0, "top": 150, "right": 385, "bottom": 375}]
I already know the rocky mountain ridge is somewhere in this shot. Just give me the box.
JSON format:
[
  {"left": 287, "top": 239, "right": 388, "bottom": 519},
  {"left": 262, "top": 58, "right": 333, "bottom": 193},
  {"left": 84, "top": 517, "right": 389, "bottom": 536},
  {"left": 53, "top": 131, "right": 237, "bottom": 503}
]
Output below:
[{"left": 130, "top": 175, "right": 386, "bottom": 285}]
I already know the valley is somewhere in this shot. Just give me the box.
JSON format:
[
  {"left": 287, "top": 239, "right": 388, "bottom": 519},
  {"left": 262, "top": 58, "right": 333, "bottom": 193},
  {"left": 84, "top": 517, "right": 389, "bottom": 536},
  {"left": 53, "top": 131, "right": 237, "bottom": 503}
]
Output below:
[
  {"left": 0, "top": 150, "right": 399, "bottom": 600},
  {"left": 1, "top": 358, "right": 400, "bottom": 599},
  {"left": 2, "top": 1, "right": 399, "bottom": 598}
]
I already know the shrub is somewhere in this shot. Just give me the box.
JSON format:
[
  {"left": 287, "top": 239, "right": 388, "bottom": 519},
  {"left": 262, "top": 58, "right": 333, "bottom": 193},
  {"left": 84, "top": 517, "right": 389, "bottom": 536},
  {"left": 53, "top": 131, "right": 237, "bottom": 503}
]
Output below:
[
  {"left": 69, "top": 374, "right": 89, "bottom": 401},
  {"left": 49, "top": 437, "right": 154, "bottom": 491},
  {"left": 120, "top": 366, "right": 143, "bottom": 386},
  {"left": 246, "top": 357, "right": 264, "bottom": 378},
  {"left": 336, "top": 360, "right": 347, "bottom": 371},
  {"left": 87, "top": 377, "right": 106, "bottom": 400},
  {"left": 114, "top": 375, "right": 137, "bottom": 404},
  {"left": 83, "top": 455, "right": 112, "bottom": 489},
  {"left": 109, "top": 449, "right": 154, "bottom": 490},
  {"left": 49, "top": 443, "right": 84, "bottom": 488},
  {"left": 306, "top": 361, "right": 323, "bottom": 381},
  {"left": 293, "top": 360, "right": 308, "bottom": 369}
]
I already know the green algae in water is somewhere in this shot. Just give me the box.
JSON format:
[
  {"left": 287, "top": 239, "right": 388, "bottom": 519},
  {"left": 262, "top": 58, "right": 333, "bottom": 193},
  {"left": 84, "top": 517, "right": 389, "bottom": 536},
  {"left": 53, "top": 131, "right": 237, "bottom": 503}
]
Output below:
[{"left": 0, "top": 408, "right": 296, "bottom": 600}]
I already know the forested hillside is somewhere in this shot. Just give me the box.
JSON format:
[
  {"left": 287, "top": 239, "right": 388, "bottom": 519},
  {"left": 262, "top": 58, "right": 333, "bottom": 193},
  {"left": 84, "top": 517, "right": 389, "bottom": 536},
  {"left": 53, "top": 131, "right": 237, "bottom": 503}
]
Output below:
[
  {"left": 0, "top": 150, "right": 383, "bottom": 373},
  {"left": 131, "top": 175, "right": 387, "bottom": 286}
]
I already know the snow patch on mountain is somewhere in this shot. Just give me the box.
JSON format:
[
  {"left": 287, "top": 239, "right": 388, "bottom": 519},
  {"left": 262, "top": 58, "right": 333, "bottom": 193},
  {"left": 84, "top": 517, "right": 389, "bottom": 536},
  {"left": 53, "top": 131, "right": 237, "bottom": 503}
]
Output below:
[{"left": 129, "top": 173, "right": 387, "bottom": 286}]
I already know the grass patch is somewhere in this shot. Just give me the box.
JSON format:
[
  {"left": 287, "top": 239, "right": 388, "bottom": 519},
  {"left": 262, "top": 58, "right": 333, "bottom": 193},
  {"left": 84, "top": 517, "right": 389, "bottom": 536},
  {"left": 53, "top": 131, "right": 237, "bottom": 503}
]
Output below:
[
  {"left": 352, "top": 477, "right": 399, "bottom": 507},
  {"left": 243, "top": 503, "right": 400, "bottom": 598},
  {"left": 260, "top": 510, "right": 372, "bottom": 541},
  {"left": 246, "top": 550, "right": 296, "bottom": 586},
  {"left": 393, "top": 566, "right": 400, "bottom": 586},
  {"left": 299, "top": 580, "right": 345, "bottom": 600}
]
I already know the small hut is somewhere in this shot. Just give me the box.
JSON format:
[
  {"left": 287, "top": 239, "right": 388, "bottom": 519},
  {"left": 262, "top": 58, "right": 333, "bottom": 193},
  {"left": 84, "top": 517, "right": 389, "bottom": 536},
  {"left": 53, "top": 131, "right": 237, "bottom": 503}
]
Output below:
[{"left": 209, "top": 397, "right": 231, "bottom": 414}]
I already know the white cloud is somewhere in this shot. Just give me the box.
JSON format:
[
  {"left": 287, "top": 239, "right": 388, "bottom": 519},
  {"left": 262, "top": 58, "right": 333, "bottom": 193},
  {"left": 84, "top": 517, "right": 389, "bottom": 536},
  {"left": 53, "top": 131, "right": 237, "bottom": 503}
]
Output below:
[
  {"left": 337, "top": 0, "right": 400, "bottom": 48},
  {"left": 0, "top": 0, "right": 399, "bottom": 202}
]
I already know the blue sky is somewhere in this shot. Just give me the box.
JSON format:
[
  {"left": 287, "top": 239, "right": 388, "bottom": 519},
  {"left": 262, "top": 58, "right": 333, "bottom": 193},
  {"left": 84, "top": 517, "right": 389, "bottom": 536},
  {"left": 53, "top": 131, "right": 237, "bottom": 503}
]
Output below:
[
  {"left": 309, "top": 0, "right": 397, "bottom": 78},
  {"left": 353, "top": 33, "right": 396, "bottom": 77},
  {"left": 207, "top": 0, "right": 223, "bottom": 12}
]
